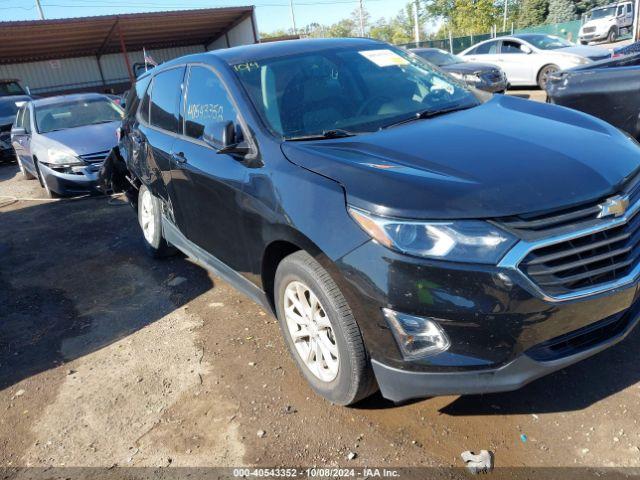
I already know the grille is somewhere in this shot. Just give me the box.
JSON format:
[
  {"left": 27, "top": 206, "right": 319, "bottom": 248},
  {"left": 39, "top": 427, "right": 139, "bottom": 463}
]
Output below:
[
  {"left": 79, "top": 150, "right": 110, "bottom": 163},
  {"left": 501, "top": 173, "right": 640, "bottom": 237},
  {"left": 519, "top": 205, "right": 640, "bottom": 296},
  {"left": 583, "top": 26, "right": 596, "bottom": 33}
]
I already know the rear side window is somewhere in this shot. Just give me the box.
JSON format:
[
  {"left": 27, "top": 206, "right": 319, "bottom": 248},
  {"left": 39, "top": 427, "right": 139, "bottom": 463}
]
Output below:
[
  {"left": 14, "top": 106, "right": 24, "bottom": 127},
  {"left": 184, "top": 65, "right": 238, "bottom": 143},
  {"left": 475, "top": 41, "right": 499, "bottom": 54},
  {"left": 127, "top": 75, "right": 151, "bottom": 117},
  {"left": 627, "top": 3, "right": 633, "bottom": 13},
  {"left": 22, "top": 107, "right": 31, "bottom": 133},
  {"left": 149, "top": 67, "right": 185, "bottom": 133}
]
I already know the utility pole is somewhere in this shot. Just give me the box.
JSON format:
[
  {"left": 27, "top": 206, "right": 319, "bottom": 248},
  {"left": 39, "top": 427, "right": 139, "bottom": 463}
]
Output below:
[
  {"left": 358, "top": 0, "right": 365, "bottom": 36},
  {"left": 502, "top": 0, "right": 508, "bottom": 31},
  {"left": 413, "top": 0, "right": 420, "bottom": 45},
  {"left": 35, "top": 0, "right": 45, "bottom": 19},
  {"left": 289, "top": 0, "right": 297, "bottom": 34}
]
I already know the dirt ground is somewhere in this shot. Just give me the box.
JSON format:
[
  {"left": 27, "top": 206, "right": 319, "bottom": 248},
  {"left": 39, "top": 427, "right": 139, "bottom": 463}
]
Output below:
[{"left": 2, "top": 99, "right": 640, "bottom": 474}]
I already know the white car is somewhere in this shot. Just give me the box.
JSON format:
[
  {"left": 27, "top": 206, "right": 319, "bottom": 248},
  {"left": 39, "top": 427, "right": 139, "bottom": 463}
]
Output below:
[{"left": 459, "top": 34, "right": 611, "bottom": 89}]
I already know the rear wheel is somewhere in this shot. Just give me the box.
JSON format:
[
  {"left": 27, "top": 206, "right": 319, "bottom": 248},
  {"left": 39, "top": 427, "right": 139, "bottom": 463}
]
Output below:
[
  {"left": 274, "top": 250, "right": 376, "bottom": 405},
  {"left": 537, "top": 64, "right": 559, "bottom": 90},
  {"left": 137, "top": 184, "right": 176, "bottom": 258}
]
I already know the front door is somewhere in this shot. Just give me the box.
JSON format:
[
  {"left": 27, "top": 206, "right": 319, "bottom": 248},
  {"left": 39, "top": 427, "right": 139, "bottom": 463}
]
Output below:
[
  {"left": 170, "top": 64, "right": 250, "bottom": 272},
  {"left": 12, "top": 106, "right": 33, "bottom": 171},
  {"left": 499, "top": 40, "right": 534, "bottom": 84}
]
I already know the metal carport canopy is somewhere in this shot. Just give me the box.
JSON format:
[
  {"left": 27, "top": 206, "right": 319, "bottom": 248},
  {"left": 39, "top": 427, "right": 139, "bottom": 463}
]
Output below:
[{"left": 0, "top": 6, "right": 256, "bottom": 65}]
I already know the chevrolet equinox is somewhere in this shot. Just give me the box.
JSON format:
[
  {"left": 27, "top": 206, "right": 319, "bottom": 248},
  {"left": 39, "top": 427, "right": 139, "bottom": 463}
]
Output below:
[{"left": 109, "top": 38, "right": 640, "bottom": 405}]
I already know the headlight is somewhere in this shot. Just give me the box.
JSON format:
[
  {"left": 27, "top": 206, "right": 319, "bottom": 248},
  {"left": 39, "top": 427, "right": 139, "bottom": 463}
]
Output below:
[
  {"left": 348, "top": 207, "right": 517, "bottom": 264},
  {"left": 46, "top": 148, "right": 82, "bottom": 166},
  {"left": 449, "top": 72, "right": 478, "bottom": 83},
  {"left": 569, "top": 56, "right": 590, "bottom": 65}
]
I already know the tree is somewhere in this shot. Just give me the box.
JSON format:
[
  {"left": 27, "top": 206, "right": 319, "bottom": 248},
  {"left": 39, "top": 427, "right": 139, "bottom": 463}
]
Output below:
[
  {"left": 518, "top": 0, "right": 549, "bottom": 27},
  {"left": 547, "top": 0, "right": 576, "bottom": 22},
  {"left": 423, "top": 0, "right": 501, "bottom": 36}
]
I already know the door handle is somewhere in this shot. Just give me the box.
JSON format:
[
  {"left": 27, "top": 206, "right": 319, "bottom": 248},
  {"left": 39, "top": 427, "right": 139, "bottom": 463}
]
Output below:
[{"left": 172, "top": 151, "right": 187, "bottom": 164}]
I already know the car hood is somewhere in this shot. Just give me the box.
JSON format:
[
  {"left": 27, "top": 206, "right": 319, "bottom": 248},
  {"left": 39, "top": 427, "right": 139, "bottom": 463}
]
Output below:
[
  {"left": 442, "top": 62, "right": 501, "bottom": 74},
  {"left": 39, "top": 121, "right": 120, "bottom": 155},
  {"left": 555, "top": 45, "right": 611, "bottom": 60},
  {"left": 281, "top": 95, "right": 640, "bottom": 220}
]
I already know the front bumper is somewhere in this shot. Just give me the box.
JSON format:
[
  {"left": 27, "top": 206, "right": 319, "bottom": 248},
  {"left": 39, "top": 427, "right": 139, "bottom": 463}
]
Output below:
[
  {"left": 336, "top": 241, "right": 640, "bottom": 401},
  {"left": 471, "top": 77, "right": 509, "bottom": 93},
  {"left": 579, "top": 32, "right": 608, "bottom": 42},
  {"left": 39, "top": 161, "right": 101, "bottom": 195}
]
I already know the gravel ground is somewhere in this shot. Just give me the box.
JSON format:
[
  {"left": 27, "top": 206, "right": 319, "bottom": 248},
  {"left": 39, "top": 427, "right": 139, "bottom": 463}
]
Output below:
[{"left": 2, "top": 88, "right": 640, "bottom": 475}]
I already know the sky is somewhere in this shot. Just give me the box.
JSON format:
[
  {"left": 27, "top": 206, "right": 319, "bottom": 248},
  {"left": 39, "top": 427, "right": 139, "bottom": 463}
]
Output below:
[{"left": 0, "top": 0, "right": 414, "bottom": 34}]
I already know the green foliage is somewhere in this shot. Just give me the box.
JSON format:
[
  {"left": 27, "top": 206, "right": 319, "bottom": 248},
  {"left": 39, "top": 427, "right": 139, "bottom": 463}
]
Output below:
[
  {"left": 518, "top": 0, "right": 549, "bottom": 27},
  {"left": 547, "top": 0, "right": 577, "bottom": 22}
]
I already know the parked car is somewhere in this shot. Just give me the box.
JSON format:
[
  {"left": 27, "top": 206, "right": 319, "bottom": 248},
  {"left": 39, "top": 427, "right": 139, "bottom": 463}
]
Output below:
[
  {"left": 11, "top": 93, "right": 123, "bottom": 197},
  {"left": 579, "top": 1, "right": 634, "bottom": 44},
  {"left": 460, "top": 34, "right": 611, "bottom": 88},
  {"left": 411, "top": 47, "right": 508, "bottom": 93},
  {"left": 546, "top": 53, "right": 640, "bottom": 139},
  {"left": 108, "top": 38, "right": 640, "bottom": 405},
  {"left": 0, "top": 79, "right": 30, "bottom": 162},
  {"left": 613, "top": 39, "right": 640, "bottom": 56}
]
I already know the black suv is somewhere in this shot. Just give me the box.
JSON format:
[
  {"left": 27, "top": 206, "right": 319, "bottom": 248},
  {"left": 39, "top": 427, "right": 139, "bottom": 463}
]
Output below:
[{"left": 111, "top": 38, "right": 640, "bottom": 405}]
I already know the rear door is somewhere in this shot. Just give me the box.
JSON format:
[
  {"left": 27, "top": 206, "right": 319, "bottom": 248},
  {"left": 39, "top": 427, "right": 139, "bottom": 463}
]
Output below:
[
  {"left": 463, "top": 40, "right": 502, "bottom": 65},
  {"left": 499, "top": 39, "right": 535, "bottom": 84},
  {"left": 170, "top": 64, "right": 250, "bottom": 271},
  {"left": 12, "top": 105, "right": 33, "bottom": 170},
  {"left": 136, "top": 66, "right": 186, "bottom": 224}
]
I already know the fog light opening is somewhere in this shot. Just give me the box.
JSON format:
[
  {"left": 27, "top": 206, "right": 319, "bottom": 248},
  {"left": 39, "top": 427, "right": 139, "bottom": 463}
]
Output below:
[{"left": 382, "top": 308, "right": 450, "bottom": 360}]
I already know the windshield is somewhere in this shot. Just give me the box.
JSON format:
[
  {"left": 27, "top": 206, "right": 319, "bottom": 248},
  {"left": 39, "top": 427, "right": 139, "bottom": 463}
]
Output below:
[
  {"left": 35, "top": 97, "right": 124, "bottom": 134},
  {"left": 0, "top": 100, "right": 20, "bottom": 118},
  {"left": 0, "top": 81, "right": 26, "bottom": 96},
  {"left": 589, "top": 6, "right": 616, "bottom": 19},
  {"left": 516, "top": 34, "right": 573, "bottom": 50},
  {"left": 414, "top": 49, "right": 464, "bottom": 66},
  {"left": 232, "top": 45, "right": 479, "bottom": 139}
]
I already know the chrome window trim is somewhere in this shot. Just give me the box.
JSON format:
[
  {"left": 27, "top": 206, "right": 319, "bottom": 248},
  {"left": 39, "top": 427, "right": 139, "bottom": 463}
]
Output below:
[{"left": 498, "top": 197, "right": 640, "bottom": 302}]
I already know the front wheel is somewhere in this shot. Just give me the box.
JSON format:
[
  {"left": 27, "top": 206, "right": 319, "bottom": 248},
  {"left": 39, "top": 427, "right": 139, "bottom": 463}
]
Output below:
[
  {"left": 137, "top": 184, "right": 177, "bottom": 258},
  {"left": 274, "top": 250, "right": 376, "bottom": 405},
  {"left": 608, "top": 28, "right": 618, "bottom": 43},
  {"left": 537, "top": 64, "right": 559, "bottom": 90}
]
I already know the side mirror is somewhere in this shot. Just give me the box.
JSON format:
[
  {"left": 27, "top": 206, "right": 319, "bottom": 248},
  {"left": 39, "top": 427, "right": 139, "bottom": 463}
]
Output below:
[
  {"left": 203, "top": 120, "right": 236, "bottom": 148},
  {"left": 11, "top": 127, "right": 26, "bottom": 136},
  {"left": 521, "top": 45, "right": 533, "bottom": 54}
]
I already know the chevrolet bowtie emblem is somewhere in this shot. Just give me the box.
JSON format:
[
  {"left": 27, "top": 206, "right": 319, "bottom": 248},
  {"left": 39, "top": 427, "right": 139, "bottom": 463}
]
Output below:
[{"left": 598, "top": 195, "right": 630, "bottom": 219}]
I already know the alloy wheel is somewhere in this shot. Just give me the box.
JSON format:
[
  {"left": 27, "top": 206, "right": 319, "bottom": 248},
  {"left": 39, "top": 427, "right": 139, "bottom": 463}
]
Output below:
[
  {"left": 284, "top": 280, "right": 339, "bottom": 382},
  {"left": 139, "top": 189, "right": 156, "bottom": 244}
]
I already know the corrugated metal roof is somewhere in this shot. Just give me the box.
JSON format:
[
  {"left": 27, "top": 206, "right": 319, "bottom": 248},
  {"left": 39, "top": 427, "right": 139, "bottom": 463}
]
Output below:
[{"left": 0, "top": 6, "right": 255, "bottom": 64}]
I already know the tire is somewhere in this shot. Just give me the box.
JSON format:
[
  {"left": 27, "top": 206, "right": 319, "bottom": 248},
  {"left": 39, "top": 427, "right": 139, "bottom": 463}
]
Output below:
[
  {"left": 33, "top": 158, "right": 59, "bottom": 198},
  {"left": 579, "top": 40, "right": 588, "bottom": 45},
  {"left": 137, "top": 184, "right": 176, "bottom": 258},
  {"left": 537, "top": 64, "right": 559, "bottom": 90},
  {"left": 17, "top": 157, "right": 35, "bottom": 180},
  {"left": 274, "top": 250, "right": 376, "bottom": 405},
  {"left": 608, "top": 28, "right": 618, "bottom": 43}
]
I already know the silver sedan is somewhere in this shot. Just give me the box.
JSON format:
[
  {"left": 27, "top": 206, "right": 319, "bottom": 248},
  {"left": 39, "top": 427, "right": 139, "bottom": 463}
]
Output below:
[{"left": 11, "top": 93, "right": 123, "bottom": 197}]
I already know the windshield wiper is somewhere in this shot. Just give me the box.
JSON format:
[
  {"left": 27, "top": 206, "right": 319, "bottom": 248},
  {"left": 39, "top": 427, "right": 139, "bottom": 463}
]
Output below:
[
  {"left": 381, "top": 104, "right": 477, "bottom": 130},
  {"left": 285, "top": 129, "right": 359, "bottom": 142}
]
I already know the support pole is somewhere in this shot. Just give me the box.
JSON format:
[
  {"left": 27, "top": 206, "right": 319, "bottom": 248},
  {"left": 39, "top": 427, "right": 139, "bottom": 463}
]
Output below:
[
  {"left": 634, "top": 0, "right": 640, "bottom": 40},
  {"left": 413, "top": 0, "right": 421, "bottom": 45},
  {"left": 359, "top": 0, "right": 366, "bottom": 36},
  {"left": 289, "top": 0, "right": 297, "bottom": 34},
  {"left": 503, "top": 0, "right": 508, "bottom": 32},
  {"left": 117, "top": 23, "right": 135, "bottom": 85},
  {"left": 448, "top": 30, "right": 453, "bottom": 53},
  {"left": 35, "top": 0, "right": 44, "bottom": 19}
]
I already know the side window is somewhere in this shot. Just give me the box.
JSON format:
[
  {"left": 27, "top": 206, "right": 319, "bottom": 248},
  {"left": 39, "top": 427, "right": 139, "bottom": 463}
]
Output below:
[
  {"left": 149, "top": 67, "right": 185, "bottom": 133},
  {"left": 139, "top": 80, "right": 151, "bottom": 123},
  {"left": 627, "top": 3, "right": 633, "bottom": 13},
  {"left": 127, "top": 75, "right": 151, "bottom": 117},
  {"left": 23, "top": 107, "right": 31, "bottom": 133},
  {"left": 14, "top": 107, "right": 24, "bottom": 128},
  {"left": 475, "top": 41, "right": 499, "bottom": 55},
  {"left": 618, "top": 5, "right": 624, "bottom": 15},
  {"left": 184, "top": 65, "right": 238, "bottom": 144},
  {"left": 502, "top": 40, "right": 524, "bottom": 54}
]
